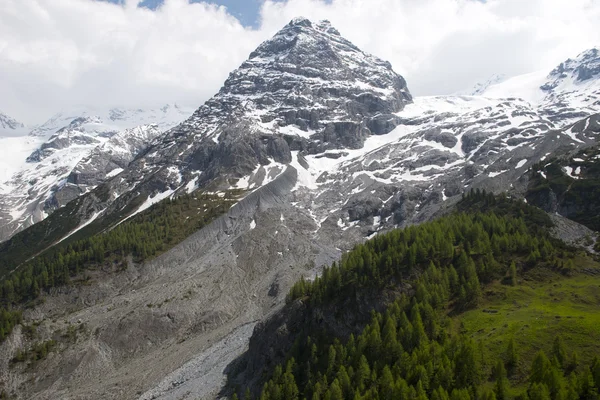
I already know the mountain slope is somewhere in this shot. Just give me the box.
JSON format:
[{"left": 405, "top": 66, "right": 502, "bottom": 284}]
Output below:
[
  {"left": 0, "top": 17, "right": 413, "bottom": 258},
  {"left": 226, "top": 194, "right": 600, "bottom": 400},
  {"left": 0, "top": 105, "right": 192, "bottom": 242},
  {"left": 526, "top": 116, "right": 600, "bottom": 234}
]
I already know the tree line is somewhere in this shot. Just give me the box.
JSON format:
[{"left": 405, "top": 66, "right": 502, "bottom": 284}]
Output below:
[
  {"left": 0, "top": 191, "right": 238, "bottom": 343},
  {"left": 233, "top": 191, "right": 594, "bottom": 400}
]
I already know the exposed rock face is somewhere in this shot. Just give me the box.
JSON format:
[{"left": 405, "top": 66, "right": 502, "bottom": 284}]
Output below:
[
  {"left": 150, "top": 17, "right": 412, "bottom": 178},
  {"left": 526, "top": 122, "right": 600, "bottom": 232},
  {"left": 544, "top": 48, "right": 600, "bottom": 87}
]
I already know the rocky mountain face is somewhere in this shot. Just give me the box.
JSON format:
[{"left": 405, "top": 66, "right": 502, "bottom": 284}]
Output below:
[
  {"left": 0, "top": 18, "right": 599, "bottom": 400},
  {"left": 115, "top": 17, "right": 412, "bottom": 197},
  {"left": 526, "top": 113, "right": 600, "bottom": 233},
  {"left": 0, "top": 105, "right": 191, "bottom": 242},
  {"left": 0, "top": 17, "right": 413, "bottom": 249}
]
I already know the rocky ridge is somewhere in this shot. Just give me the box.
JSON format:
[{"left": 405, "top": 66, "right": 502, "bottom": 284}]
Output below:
[{"left": 0, "top": 105, "right": 192, "bottom": 242}]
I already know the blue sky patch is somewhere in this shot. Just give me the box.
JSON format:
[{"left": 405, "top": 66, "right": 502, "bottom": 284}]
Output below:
[{"left": 101, "top": 0, "right": 265, "bottom": 27}]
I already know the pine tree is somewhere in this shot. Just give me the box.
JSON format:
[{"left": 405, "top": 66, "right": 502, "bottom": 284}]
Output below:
[
  {"left": 506, "top": 337, "right": 519, "bottom": 375},
  {"left": 328, "top": 379, "right": 343, "bottom": 400},
  {"left": 551, "top": 335, "right": 567, "bottom": 369},
  {"left": 281, "top": 371, "right": 299, "bottom": 400},
  {"left": 356, "top": 355, "right": 370, "bottom": 391},
  {"left": 509, "top": 261, "right": 517, "bottom": 286},
  {"left": 494, "top": 360, "right": 509, "bottom": 400},
  {"left": 528, "top": 383, "right": 550, "bottom": 400},
  {"left": 454, "top": 339, "right": 479, "bottom": 388},
  {"left": 530, "top": 351, "right": 551, "bottom": 384}
]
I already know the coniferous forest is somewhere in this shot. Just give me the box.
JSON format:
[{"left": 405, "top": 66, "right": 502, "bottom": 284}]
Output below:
[
  {"left": 0, "top": 190, "right": 239, "bottom": 342},
  {"left": 229, "top": 191, "right": 600, "bottom": 400}
]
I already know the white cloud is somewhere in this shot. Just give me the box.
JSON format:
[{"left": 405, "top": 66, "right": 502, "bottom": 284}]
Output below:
[{"left": 1, "top": 0, "right": 598, "bottom": 125}]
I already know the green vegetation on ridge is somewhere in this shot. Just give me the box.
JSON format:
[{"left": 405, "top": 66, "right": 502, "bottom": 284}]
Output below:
[
  {"left": 0, "top": 190, "right": 241, "bottom": 342},
  {"left": 232, "top": 191, "right": 600, "bottom": 400}
]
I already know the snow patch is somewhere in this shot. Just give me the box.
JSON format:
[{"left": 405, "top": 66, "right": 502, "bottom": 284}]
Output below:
[
  {"left": 488, "top": 170, "right": 508, "bottom": 178},
  {"left": 106, "top": 168, "right": 124, "bottom": 178},
  {"left": 132, "top": 189, "right": 175, "bottom": 218},
  {"left": 59, "top": 211, "right": 102, "bottom": 243},
  {"left": 564, "top": 166, "right": 579, "bottom": 179}
]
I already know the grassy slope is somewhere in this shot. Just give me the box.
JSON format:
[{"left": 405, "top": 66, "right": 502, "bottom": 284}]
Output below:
[
  {"left": 456, "top": 265, "right": 600, "bottom": 391},
  {"left": 250, "top": 193, "right": 600, "bottom": 399}
]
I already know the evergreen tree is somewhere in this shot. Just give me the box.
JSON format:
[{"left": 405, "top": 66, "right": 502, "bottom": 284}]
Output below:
[
  {"left": 494, "top": 360, "right": 509, "bottom": 400},
  {"left": 528, "top": 383, "right": 551, "bottom": 400},
  {"left": 530, "top": 351, "right": 551, "bottom": 384},
  {"left": 552, "top": 335, "right": 567, "bottom": 369},
  {"left": 506, "top": 337, "right": 519, "bottom": 375},
  {"left": 509, "top": 261, "right": 518, "bottom": 286}
]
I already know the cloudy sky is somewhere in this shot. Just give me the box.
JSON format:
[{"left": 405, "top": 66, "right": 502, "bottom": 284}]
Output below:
[{"left": 1, "top": 0, "right": 599, "bottom": 125}]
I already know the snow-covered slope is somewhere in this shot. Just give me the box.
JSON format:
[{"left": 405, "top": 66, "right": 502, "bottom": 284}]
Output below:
[
  {"left": 0, "top": 104, "right": 192, "bottom": 242},
  {"left": 31, "top": 17, "right": 412, "bottom": 243},
  {"left": 462, "top": 73, "right": 507, "bottom": 96},
  {"left": 27, "top": 104, "right": 189, "bottom": 138},
  {"left": 0, "top": 111, "right": 35, "bottom": 184},
  {"left": 0, "top": 136, "right": 44, "bottom": 183},
  {"left": 482, "top": 48, "right": 600, "bottom": 125},
  {"left": 8, "top": 20, "right": 598, "bottom": 250}
]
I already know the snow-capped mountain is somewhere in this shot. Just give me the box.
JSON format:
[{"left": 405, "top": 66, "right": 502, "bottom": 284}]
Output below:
[
  {"left": 27, "top": 103, "right": 190, "bottom": 138},
  {"left": 2, "top": 18, "right": 600, "bottom": 400},
  {"left": 22, "top": 17, "right": 412, "bottom": 239},
  {"left": 482, "top": 48, "right": 600, "bottom": 125},
  {"left": 8, "top": 19, "right": 599, "bottom": 250},
  {"left": 0, "top": 104, "right": 192, "bottom": 242}
]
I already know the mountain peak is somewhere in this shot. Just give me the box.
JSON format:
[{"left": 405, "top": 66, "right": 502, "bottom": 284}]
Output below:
[
  {"left": 248, "top": 17, "right": 359, "bottom": 62},
  {"left": 178, "top": 17, "right": 412, "bottom": 154},
  {"left": 233, "top": 18, "right": 406, "bottom": 99},
  {"left": 545, "top": 46, "right": 600, "bottom": 86},
  {"left": 287, "top": 16, "right": 313, "bottom": 28},
  {"left": 285, "top": 17, "right": 340, "bottom": 35}
]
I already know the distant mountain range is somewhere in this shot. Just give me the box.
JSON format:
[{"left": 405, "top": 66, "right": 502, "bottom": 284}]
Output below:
[{"left": 0, "top": 104, "right": 192, "bottom": 242}]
